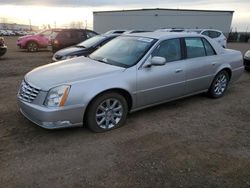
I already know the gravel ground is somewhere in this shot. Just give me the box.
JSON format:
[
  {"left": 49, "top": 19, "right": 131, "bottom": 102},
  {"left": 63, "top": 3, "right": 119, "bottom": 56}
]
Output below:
[{"left": 0, "top": 37, "right": 250, "bottom": 188}]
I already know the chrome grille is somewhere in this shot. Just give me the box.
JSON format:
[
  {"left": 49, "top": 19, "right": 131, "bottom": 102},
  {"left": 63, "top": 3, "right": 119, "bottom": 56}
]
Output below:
[{"left": 18, "top": 80, "right": 40, "bottom": 103}]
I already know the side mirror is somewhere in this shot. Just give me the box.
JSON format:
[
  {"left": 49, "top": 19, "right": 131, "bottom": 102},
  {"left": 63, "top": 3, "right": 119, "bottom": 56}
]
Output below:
[{"left": 150, "top": 56, "right": 166, "bottom": 66}]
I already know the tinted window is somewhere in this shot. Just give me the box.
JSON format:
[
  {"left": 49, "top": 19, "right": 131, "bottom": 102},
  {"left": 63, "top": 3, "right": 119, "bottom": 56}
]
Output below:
[
  {"left": 76, "top": 35, "right": 105, "bottom": 48},
  {"left": 185, "top": 38, "right": 206, "bottom": 58},
  {"left": 58, "top": 31, "right": 71, "bottom": 39},
  {"left": 201, "top": 31, "right": 209, "bottom": 36},
  {"left": 202, "top": 38, "right": 216, "bottom": 56},
  {"left": 152, "top": 39, "right": 181, "bottom": 62},
  {"left": 209, "top": 31, "right": 221, "bottom": 38},
  {"left": 72, "top": 30, "right": 85, "bottom": 39}
]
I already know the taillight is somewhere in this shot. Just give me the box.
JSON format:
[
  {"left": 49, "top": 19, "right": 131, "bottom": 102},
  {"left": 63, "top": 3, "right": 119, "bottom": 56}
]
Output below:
[{"left": 53, "top": 39, "right": 59, "bottom": 45}]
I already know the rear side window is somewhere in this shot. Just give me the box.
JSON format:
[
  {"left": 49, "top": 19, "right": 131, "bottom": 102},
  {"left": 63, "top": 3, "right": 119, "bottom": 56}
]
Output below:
[
  {"left": 58, "top": 31, "right": 72, "bottom": 39},
  {"left": 72, "top": 30, "right": 86, "bottom": 39},
  {"left": 152, "top": 38, "right": 182, "bottom": 62},
  {"left": 201, "top": 31, "right": 209, "bottom": 37},
  {"left": 202, "top": 38, "right": 216, "bottom": 56},
  {"left": 209, "top": 31, "right": 221, "bottom": 38},
  {"left": 185, "top": 38, "right": 206, "bottom": 58}
]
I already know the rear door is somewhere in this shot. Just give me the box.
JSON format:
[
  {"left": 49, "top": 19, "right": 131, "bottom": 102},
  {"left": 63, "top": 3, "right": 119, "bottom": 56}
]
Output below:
[{"left": 184, "top": 37, "right": 218, "bottom": 94}]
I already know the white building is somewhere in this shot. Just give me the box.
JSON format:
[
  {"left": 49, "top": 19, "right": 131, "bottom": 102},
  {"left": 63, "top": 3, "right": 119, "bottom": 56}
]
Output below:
[{"left": 93, "top": 8, "right": 234, "bottom": 34}]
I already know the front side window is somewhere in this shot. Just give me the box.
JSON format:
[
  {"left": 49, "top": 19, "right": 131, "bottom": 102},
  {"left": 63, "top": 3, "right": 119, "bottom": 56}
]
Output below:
[
  {"left": 151, "top": 38, "right": 181, "bottom": 62},
  {"left": 89, "top": 36, "right": 156, "bottom": 68},
  {"left": 185, "top": 38, "right": 206, "bottom": 58}
]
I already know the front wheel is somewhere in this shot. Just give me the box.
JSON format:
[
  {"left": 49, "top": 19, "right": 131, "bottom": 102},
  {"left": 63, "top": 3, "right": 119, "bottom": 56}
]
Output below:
[
  {"left": 27, "top": 41, "right": 38, "bottom": 52},
  {"left": 208, "top": 70, "right": 229, "bottom": 98},
  {"left": 86, "top": 93, "right": 128, "bottom": 133}
]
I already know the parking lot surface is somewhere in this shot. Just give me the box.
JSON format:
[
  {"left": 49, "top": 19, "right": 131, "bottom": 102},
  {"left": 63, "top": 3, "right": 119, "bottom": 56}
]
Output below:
[{"left": 0, "top": 37, "right": 250, "bottom": 188}]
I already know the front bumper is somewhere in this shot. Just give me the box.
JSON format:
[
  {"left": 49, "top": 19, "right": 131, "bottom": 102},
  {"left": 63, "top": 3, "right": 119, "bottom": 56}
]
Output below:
[{"left": 17, "top": 98, "right": 85, "bottom": 129}]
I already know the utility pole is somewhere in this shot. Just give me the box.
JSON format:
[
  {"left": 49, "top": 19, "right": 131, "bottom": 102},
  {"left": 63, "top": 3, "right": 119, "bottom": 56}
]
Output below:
[{"left": 29, "top": 19, "right": 31, "bottom": 31}]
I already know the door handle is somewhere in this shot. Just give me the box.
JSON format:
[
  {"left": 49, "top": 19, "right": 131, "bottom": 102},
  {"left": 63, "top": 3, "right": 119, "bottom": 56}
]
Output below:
[{"left": 175, "top": 69, "right": 183, "bottom": 73}]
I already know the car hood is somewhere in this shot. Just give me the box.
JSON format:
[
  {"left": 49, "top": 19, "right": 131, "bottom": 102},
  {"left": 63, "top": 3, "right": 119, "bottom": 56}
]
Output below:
[
  {"left": 55, "top": 46, "right": 88, "bottom": 56},
  {"left": 25, "top": 56, "right": 125, "bottom": 91}
]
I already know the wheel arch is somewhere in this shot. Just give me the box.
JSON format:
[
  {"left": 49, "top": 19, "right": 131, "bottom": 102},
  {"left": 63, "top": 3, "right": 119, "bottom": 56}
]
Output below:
[
  {"left": 25, "top": 40, "right": 39, "bottom": 48},
  {"left": 215, "top": 65, "right": 232, "bottom": 81},
  {"left": 83, "top": 88, "right": 133, "bottom": 125}
]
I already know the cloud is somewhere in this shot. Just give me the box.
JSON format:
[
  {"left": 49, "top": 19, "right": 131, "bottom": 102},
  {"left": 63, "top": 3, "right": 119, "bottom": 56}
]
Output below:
[
  {"left": 0, "top": 0, "right": 249, "bottom": 10},
  {"left": 0, "top": 0, "right": 223, "bottom": 7}
]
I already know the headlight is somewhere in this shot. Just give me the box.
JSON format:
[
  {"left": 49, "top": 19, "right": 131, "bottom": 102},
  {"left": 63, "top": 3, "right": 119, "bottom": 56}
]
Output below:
[
  {"left": 244, "top": 51, "right": 250, "bottom": 58},
  {"left": 61, "top": 55, "right": 78, "bottom": 60},
  {"left": 44, "top": 85, "right": 70, "bottom": 107}
]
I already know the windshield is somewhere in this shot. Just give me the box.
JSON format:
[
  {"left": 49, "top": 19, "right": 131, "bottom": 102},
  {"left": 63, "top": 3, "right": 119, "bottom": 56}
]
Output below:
[
  {"left": 76, "top": 35, "right": 105, "bottom": 48},
  {"left": 89, "top": 36, "right": 156, "bottom": 68}
]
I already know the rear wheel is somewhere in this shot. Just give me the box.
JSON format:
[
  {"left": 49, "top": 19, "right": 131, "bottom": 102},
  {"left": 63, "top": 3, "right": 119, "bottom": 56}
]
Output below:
[
  {"left": 27, "top": 41, "right": 38, "bottom": 52},
  {"left": 86, "top": 92, "right": 128, "bottom": 133},
  {"left": 208, "top": 70, "right": 229, "bottom": 98}
]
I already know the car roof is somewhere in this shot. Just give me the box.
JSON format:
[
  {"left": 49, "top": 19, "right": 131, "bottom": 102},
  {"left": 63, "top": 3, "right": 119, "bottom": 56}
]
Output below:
[
  {"left": 102, "top": 33, "right": 121, "bottom": 37},
  {"left": 125, "top": 32, "right": 203, "bottom": 40}
]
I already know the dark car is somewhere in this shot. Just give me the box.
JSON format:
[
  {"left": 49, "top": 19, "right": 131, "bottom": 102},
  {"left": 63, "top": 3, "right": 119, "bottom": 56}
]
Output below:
[
  {"left": 52, "top": 34, "right": 119, "bottom": 61},
  {"left": 244, "top": 50, "right": 250, "bottom": 71},
  {"left": 0, "top": 37, "right": 7, "bottom": 57},
  {"left": 51, "top": 29, "right": 98, "bottom": 52}
]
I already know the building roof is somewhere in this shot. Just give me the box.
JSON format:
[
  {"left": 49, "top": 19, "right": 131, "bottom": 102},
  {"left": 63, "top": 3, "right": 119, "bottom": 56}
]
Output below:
[{"left": 93, "top": 8, "right": 234, "bottom": 14}]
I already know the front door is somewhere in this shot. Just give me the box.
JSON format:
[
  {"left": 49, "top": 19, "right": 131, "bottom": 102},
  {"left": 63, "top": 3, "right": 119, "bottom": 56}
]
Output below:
[{"left": 136, "top": 38, "right": 186, "bottom": 107}]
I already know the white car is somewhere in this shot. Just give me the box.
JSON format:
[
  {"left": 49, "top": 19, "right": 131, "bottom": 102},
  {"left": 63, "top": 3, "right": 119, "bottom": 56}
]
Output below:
[
  {"left": 155, "top": 28, "right": 227, "bottom": 48},
  {"left": 185, "top": 29, "right": 227, "bottom": 48}
]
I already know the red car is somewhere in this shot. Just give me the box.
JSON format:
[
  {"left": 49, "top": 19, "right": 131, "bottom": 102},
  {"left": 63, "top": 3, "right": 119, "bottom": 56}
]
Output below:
[{"left": 16, "top": 29, "right": 59, "bottom": 52}]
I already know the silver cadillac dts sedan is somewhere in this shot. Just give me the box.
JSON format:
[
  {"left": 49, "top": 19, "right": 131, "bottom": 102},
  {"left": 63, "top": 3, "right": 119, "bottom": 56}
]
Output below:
[{"left": 17, "top": 32, "right": 244, "bottom": 132}]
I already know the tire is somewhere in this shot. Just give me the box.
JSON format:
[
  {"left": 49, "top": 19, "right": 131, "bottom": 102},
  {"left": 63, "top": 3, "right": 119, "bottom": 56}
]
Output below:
[
  {"left": 245, "top": 66, "right": 250, "bottom": 71},
  {"left": 27, "top": 41, "right": 38, "bottom": 52},
  {"left": 86, "top": 92, "right": 128, "bottom": 133},
  {"left": 208, "top": 70, "right": 229, "bottom": 98}
]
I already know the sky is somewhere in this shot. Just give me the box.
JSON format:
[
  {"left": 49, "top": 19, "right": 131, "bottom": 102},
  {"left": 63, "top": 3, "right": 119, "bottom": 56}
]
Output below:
[{"left": 0, "top": 0, "right": 249, "bottom": 31}]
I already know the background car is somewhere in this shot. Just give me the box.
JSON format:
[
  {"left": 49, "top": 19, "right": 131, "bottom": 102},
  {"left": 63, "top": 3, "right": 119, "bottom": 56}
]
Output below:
[
  {"left": 155, "top": 28, "right": 227, "bottom": 48},
  {"left": 0, "top": 37, "right": 7, "bottom": 57},
  {"left": 16, "top": 29, "right": 60, "bottom": 52},
  {"left": 17, "top": 32, "right": 243, "bottom": 132},
  {"left": 244, "top": 50, "right": 250, "bottom": 71},
  {"left": 51, "top": 29, "right": 98, "bottom": 52},
  {"left": 52, "top": 34, "right": 119, "bottom": 61},
  {"left": 187, "top": 29, "right": 227, "bottom": 48}
]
